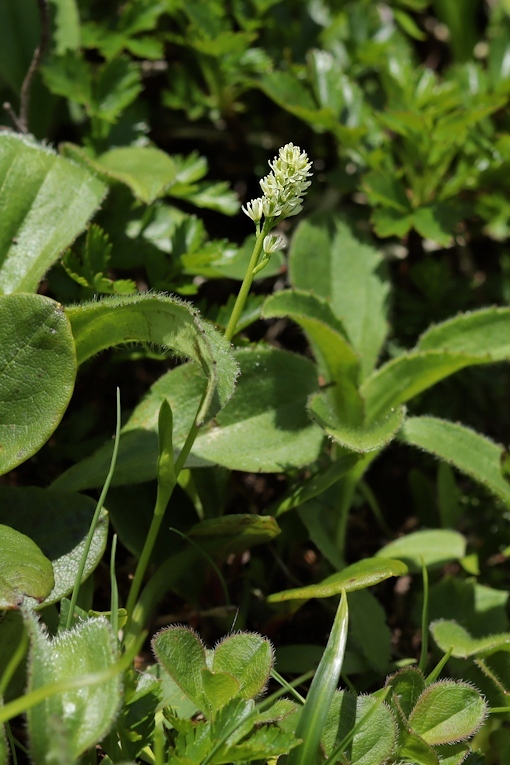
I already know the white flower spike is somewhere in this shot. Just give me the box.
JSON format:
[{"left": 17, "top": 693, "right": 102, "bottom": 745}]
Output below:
[{"left": 242, "top": 143, "right": 312, "bottom": 225}]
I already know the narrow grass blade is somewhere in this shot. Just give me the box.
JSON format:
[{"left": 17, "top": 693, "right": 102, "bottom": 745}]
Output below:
[{"left": 285, "top": 590, "right": 349, "bottom": 765}]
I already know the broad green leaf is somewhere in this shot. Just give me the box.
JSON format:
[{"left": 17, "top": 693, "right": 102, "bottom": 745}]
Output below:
[
  {"left": 430, "top": 619, "right": 510, "bottom": 658},
  {"left": 65, "top": 292, "right": 238, "bottom": 426},
  {"left": 361, "top": 351, "right": 490, "bottom": 423},
  {"left": 386, "top": 667, "right": 426, "bottom": 721},
  {"left": 0, "top": 133, "right": 107, "bottom": 293},
  {"left": 212, "top": 633, "right": 273, "bottom": 699},
  {"left": 0, "top": 294, "right": 76, "bottom": 474},
  {"left": 308, "top": 392, "right": 405, "bottom": 453},
  {"left": 399, "top": 416, "right": 510, "bottom": 508},
  {"left": 0, "top": 525, "right": 54, "bottom": 609},
  {"left": 53, "top": 348, "right": 323, "bottom": 491},
  {"left": 61, "top": 144, "right": 178, "bottom": 205},
  {"left": 0, "top": 487, "right": 108, "bottom": 606},
  {"left": 322, "top": 691, "right": 397, "bottom": 765},
  {"left": 152, "top": 626, "right": 208, "bottom": 712},
  {"left": 376, "top": 529, "right": 466, "bottom": 573},
  {"left": 417, "top": 306, "right": 510, "bottom": 358},
  {"left": 27, "top": 616, "right": 121, "bottom": 764},
  {"left": 286, "top": 593, "right": 349, "bottom": 765},
  {"left": 267, "top": 557, "right": 407, "bottom": 603},
  {"left": 262, "top": 289, "right": 363, "bottom": 423},
  {"left": 408, "top": 681, "right": 487, "bottom": 745},
  {"left": 289, "top": 214, "right": 390, "bottom": 379},
  {"left": 364, "top": 307, "right": 510, "bottom": 422}
]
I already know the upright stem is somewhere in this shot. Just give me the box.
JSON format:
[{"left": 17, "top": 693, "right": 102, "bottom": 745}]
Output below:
[
  {"left": 224, "top": 223, "right": 270, "bottom": 342},
  {"left": 125, "top": 409, "right": 202, "bottom": 623},
  {"left": 125, "top": 225, "right": 272, "bottom": 633}
]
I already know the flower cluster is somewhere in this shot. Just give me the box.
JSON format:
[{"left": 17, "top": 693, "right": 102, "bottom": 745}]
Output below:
[{"left": 242, "top": 143, "right": 313, "bottom": 223}]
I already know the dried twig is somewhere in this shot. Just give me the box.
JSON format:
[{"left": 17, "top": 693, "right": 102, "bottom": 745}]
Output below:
[{"left": 3, "top": 0, "right": 51, "bottom": 133}]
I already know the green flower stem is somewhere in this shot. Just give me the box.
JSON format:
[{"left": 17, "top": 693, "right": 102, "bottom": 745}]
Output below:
[
  {"left": 124, "top": 410, "right": 202, "bottom": 626},
  {"left": 125, "top": 218, "right": 278, "bottom": 636},
  {"left": 224, "top": 222, "right": 271, "bottom": 342}
]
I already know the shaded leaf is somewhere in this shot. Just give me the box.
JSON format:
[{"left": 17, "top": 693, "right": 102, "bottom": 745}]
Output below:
[
  {"left": 0, "top": 294, "right": 76, "bottom": 474},
  {"left": 0, "top": 133, "right": 106, "bottom": 293},
  {"left": 0, "top": 525, "right": 54, "bottom": 609}
]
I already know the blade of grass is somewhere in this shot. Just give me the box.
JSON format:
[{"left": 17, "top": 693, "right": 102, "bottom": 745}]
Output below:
[
  {"left": 285, "top": 591, "right": 349, "bottom": 765},
  {"left": 66, "top": 388, "right": 122, "bottom": 630},
  {"left": 418, "top": 557, "right": 429, "bottom": 673},
  {"left": 110, "top": 534, "right": 119, "bottom": 641}
]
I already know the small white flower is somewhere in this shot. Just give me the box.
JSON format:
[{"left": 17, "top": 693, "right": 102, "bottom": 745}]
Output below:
[
  {"left": 242, "top": 197, "right": 264, "bottom": 222},
  {"left": 263, "top": 233, "right": 286, "bottom": 255}
]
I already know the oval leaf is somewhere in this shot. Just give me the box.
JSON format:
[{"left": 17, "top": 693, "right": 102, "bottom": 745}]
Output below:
[
  {"left": 0, "top": 293, "right": 77, "bottom": 474},
  {"left": 0, "top": 487, "right": 108, "bottom": 606},
  {"left": 66, "top": 292, "right": 238, "bottom": 425},
  {"left": 212, "top": 633, "right": 273, "bottom": 699},
  {"left": 408, "top": 680, "right": 487, "bottom": 745},
  {"left": 376, "top": 529, "right": 466, "bottom": 573},
  {"left": 27, "top": 615, "right": 121, "bottom": 764},
  {"left": 267, "top": 557, "right": 407, "bottom": 603},
  {"left": 52, "top": 348, "right": 323, "bottom": 491},
  {"left": 0, "top": 133, "right": 107, "bottom": 293},
  {"left": 323, "top": 690, "right": 397, "bottom": 765},
  {"left": 386, "top": 667, "right": 426, "bottom": 721},
  {"left": 152, "top": 626, "right": 208, "bottom": 711},
  {"left": 0, "top": 525, "right": 54, "bottom": 609}
]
